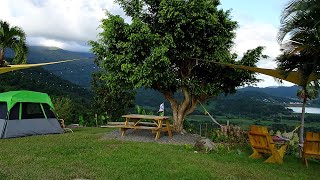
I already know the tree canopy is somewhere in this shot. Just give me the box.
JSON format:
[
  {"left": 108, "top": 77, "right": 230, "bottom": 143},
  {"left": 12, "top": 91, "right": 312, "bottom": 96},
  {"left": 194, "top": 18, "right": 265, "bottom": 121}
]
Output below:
[{"left": 90, "top": 0, "right": 266, "bottom": 131}]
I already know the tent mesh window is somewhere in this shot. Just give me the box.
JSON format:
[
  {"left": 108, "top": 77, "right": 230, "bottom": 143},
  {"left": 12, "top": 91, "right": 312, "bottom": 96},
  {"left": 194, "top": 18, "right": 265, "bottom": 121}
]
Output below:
[
  {"left": 42, "top": 104, "right": 56, "bottom": 118},
  {"left": 8, "top": 102, "right": 56, "bottom": 120},
  {"left": 22, "top": 103, "right": 45, "bottom": 119},
  {"left": 9, "top": 103, "right": 20, "bottom": 120},
  {"left": 0, "top": 102, "right": 7, "bottom": 119}
]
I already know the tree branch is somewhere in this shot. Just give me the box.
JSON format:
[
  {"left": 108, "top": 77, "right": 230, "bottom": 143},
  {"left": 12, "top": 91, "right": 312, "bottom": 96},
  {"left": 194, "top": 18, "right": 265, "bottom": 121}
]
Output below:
[
  {"left": 163, "top": 91, "right": 178, "bottom": 111},
  {"left": 179, "top": 86, "right": 191, "bottom": 114},
  {"left": 185, "top": 96, "right": 198, "bottom": 115}
]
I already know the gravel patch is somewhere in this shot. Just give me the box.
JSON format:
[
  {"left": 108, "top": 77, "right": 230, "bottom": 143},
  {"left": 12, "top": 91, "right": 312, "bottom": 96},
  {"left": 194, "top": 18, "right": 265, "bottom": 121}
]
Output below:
[{"left": 103, "top": 129, "right": 202, "bottom": 145}]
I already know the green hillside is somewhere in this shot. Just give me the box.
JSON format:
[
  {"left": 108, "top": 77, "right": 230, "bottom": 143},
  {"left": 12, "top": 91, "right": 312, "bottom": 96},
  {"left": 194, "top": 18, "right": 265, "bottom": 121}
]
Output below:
[
  {"left": 0, "top": 68, "right": 91, "bottom": 99},
  {"left": 135, "top": 88, "right": 296, "bottom": 116},
  {"left": 211, "top": 91, "right": 294, "bottom": 116},
  {"left": 0, "top": 67, "right": 92, "bottom": 124},
  {"left": 240, "top": 86, "right": 300, "bottom": 98},
  {"left": 7, "top": 46, "right": 97, "bottom": 88}
]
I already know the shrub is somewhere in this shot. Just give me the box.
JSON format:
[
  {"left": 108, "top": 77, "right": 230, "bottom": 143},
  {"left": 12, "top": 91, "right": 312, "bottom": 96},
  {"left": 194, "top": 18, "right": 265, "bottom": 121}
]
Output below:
[{"left": 211, "top": 125, "right": 247, "bottom": 144}]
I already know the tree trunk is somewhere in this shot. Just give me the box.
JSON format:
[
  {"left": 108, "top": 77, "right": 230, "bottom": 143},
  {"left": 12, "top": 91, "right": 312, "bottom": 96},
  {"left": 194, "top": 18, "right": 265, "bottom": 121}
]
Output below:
[
  {"left": 299, "top": 88, "right": 307, "bottom": 158},
  {"left": 163, "top": 87, "right": 200, "bottom": 133},
  {"left": 0, "top": 48, "right": 5, "bottom": 67},
  {"left": 174, "top": 111, "right": 185, "bottom": 132},
  {"left": 109, "top": 112, "right": 112, "bottom": 122}
]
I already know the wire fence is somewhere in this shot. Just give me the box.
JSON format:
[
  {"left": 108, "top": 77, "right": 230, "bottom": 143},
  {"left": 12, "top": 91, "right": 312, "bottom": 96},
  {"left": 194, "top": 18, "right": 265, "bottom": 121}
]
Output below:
[
  {"left": 185, "top": 122, "right": 220, "bottom": 138},
  {"left": 185, "top": 121, "right": 247, "bottom": 142}
]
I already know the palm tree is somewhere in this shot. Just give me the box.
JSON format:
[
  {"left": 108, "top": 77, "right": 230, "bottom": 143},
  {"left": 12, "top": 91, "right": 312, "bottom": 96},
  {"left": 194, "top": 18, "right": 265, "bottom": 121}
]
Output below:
[
  {"left": 0, "top": 20, "right": 28, "bottom": 67},
  {"left": 277, "top": 53, "right": 319, "bottom": 148},
  {"left": 278, "top": 0, "right": 320, "bottom": 156},
  {"left": 278, "top": 0, "right": 320, "bottom": 55}
]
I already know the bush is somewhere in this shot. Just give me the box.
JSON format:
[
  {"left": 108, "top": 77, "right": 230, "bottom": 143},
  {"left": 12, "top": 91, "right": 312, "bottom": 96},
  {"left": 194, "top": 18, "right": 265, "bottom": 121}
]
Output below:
[
  {"left": 287, "top": 133, "right": 299, "bottom": 156},
  {"left": 211, "top": 126, "right": 247, "bottom": 144}
]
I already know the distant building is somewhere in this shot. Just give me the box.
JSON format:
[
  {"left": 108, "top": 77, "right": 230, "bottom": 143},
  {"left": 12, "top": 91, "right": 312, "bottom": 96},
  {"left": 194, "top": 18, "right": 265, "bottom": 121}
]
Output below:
[{"left": 263, "top": 99, "right": 270, "bottom": 103}]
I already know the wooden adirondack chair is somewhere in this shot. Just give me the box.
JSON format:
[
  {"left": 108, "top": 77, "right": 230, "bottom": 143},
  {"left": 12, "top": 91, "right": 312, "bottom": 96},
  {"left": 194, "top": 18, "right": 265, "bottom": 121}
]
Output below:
[
  {"left": 303, "top": 132, "right": 320, "bottom": 167},
  {"left": 248, "top": 125, "right": 287, "bottom": 164}
]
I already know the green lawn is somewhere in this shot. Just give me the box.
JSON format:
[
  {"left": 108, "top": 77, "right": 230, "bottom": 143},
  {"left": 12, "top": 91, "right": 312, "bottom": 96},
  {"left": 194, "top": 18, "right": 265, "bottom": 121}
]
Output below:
[{"left": 0, "top": 128, "right": 319, "bottom": 180}]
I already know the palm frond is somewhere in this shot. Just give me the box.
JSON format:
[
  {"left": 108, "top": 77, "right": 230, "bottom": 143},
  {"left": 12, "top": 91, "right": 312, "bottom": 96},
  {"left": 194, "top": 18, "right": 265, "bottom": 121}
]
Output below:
[{"left": 0, "top": 20, "right": 28, "bottom": 66}]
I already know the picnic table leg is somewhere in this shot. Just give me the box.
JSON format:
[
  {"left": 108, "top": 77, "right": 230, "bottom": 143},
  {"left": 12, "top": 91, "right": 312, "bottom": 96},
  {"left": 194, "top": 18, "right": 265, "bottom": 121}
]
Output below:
[
  {"left": 166, "top": 119, "right": 172, "bottom": 138},
  {"left": 125, "top": 118, "right": 129, "bottom": 126},
  {"left": 121, "top": 117, "right": 130, "bottom": 136},
  {"left": 121, "top": 128, "right": 126, "bottom": 136},
  {"left": 155, "top": 120, "right": 163, "bottom": 140}
]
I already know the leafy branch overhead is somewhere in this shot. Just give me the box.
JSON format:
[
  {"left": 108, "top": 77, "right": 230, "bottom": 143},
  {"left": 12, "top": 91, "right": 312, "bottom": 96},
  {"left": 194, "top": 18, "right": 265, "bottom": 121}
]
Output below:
[{"left": 90, "top": 0, "right": 266, "bottom": 132}]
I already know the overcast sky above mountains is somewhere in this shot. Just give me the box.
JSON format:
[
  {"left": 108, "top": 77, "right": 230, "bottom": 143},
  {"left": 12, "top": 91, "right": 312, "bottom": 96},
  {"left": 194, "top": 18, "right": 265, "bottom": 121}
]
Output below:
[{"left": 0, "top": 0, "right": 292, "bottom": 87}]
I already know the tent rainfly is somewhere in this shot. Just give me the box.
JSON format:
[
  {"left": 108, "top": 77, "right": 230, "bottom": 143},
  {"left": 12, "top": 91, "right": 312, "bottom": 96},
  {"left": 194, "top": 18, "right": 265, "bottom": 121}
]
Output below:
[{"left": 0, "top": 91, "right": 63, "bottom": 138}]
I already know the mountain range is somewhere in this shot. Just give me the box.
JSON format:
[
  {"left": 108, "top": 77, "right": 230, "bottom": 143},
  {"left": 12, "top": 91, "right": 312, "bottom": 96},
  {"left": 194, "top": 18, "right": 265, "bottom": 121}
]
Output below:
[
  {"left": 5, "top": 46, "right": 312, "bottom": 107},
  {"left": 7, "top": 46, "right": 96, "bottom": 88},
  {"left": 240, "top": 86, "right": 300, "bottom": 99}
]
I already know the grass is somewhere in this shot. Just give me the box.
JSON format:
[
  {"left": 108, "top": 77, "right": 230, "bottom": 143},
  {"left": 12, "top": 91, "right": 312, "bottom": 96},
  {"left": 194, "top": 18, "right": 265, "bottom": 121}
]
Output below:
[{"left": 0, "top": 128, "right": 320, "bottom": 179}]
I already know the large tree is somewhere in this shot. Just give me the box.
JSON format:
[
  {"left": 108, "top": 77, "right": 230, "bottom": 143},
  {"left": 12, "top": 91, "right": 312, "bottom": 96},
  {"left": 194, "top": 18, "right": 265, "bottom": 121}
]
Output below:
[
  {"left": 90, "top": 0, "right": 266, "bottom": 132},
  {"left": 277, "top": 53, "right": 319, "bottom": 149},
  {"left": 0, "top": 20, "right": 28, "bottom": 67},
  {"left": 277, "top": 0, "right": 320, "bottom": 150}
]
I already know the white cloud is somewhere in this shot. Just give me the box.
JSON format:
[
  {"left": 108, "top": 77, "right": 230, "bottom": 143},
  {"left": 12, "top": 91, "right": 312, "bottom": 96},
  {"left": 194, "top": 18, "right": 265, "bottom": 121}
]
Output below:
[
  {"left": 234, "top": 23, "right": 281, "bottom": 58},
  {"left": 28, "top": 37, "right": 90, "bottom": 52},
  {"left": 0, "top": 0, "right": 125, "bottom": 52},
  {"left": 222, "top": 1, "right": 295, "bottom": 87},
  {"left": 233, "top": 22, "right": 294, "bottom": 87}
]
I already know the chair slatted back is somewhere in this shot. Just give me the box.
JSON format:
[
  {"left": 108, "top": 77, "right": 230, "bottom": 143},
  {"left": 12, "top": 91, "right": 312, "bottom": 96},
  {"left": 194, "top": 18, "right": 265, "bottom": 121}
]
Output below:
[
  {"left": 248, "top": 125, "right": 275, "bottom": 154},
  {"left": 304, "top": 132, "right": 320, "bottom": 155}
]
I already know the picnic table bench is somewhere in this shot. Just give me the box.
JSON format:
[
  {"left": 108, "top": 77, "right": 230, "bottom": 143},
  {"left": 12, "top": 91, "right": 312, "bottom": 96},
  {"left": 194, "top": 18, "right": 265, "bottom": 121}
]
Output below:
[{"left": 102, "top": 114, "right": 173, "bottom": 140}]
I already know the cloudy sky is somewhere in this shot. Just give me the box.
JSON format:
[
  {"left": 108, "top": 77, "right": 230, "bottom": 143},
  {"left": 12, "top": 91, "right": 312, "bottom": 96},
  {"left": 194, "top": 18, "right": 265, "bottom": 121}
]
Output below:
[{"left": 0, "top": 0, "right": 293, "bottom": 87}]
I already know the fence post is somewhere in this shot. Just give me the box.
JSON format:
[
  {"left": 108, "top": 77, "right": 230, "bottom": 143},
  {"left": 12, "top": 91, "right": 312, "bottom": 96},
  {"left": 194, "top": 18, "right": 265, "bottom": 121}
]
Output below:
[
  {"left": 95, "top": 114, "right": 98, "bottom": 127},
  {"left": 205, "top": 123, "right": 208, "bottom": 137},
  {"left": 199, "top": 124, "right": 202, "bottom": 136}
]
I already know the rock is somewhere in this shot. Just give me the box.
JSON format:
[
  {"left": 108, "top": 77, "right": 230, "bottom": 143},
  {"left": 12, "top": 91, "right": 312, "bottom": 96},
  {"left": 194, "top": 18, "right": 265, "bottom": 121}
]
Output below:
[
  {"left": 66, "top": 124, "right": 80, "bottom": 128},
  {"left": 194, "top": 138, "right": 216, "bottom": 152}
]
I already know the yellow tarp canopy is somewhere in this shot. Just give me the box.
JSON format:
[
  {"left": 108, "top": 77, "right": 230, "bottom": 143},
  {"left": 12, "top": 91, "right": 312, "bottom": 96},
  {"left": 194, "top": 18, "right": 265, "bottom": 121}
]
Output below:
[
  {"left": 215, "top": 62, "right": 319, "bottom": 86},
  {"left": 0, "top": 59, "right": 78, "bottom": 74},
  {"left": 3, "top": 59, "right": 318, "bottom": 86}
]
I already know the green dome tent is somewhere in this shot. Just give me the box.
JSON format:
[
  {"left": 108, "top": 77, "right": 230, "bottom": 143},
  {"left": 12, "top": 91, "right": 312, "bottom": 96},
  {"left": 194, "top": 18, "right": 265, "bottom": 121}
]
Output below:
[{"left": 0, "top": 91, "right": 63, "bottom": 138}]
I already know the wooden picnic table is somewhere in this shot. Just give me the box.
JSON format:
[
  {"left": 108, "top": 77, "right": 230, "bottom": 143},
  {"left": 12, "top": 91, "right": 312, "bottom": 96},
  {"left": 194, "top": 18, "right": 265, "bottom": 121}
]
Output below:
[{"left": 121, "top": 114, "right": 172, "bottom": 140}]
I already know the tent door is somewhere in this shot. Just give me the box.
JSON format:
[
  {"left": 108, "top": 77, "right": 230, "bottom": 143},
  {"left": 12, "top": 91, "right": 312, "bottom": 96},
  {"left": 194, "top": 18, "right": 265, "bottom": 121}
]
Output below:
[{"left": 0, "top": 119, "right": 6, "bottom": 138}]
